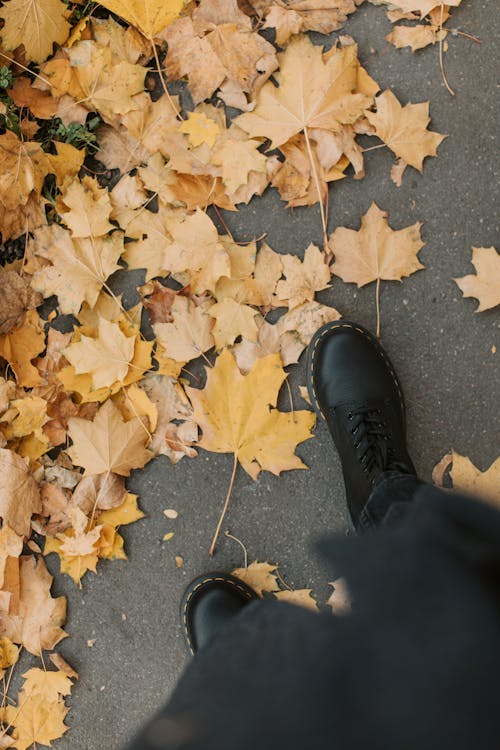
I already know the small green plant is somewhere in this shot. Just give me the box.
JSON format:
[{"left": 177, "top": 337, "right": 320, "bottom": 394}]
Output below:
[
  {"left": 0, "top": 66, "right": 13, "bottom": 91},
  {"left": 42, "top": 116, "right": 101, "bottom": 152}
]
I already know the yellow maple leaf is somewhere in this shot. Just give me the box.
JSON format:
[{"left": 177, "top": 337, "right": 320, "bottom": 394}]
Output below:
[
  {"left": 236, "top": 36, "right": 373, "bottom": 149},
  {"left": 154, "top": 297, "right": 215, "bottom": 363},
  {"left": 67, "top": 400, "right": 152, "bottom": 476},
  {"left": 232, "top": 561, "right": 280, "bottom": 595},
  {"left": 57, "top": 176, "right": 114, "bottom": 238},
  {"left": 0, "top": 0, "right": 70, "bottom": 64},
  {"left": 63, "top": 318, "right": 136, "bottom": 390},
  {"left": 2, "top": 667, "right": 72, "bottom": 750},
  {"left": 179, "top": 111, "right": 221, "bottom": 148},
  {"left": 0, "top": 131, "right": 49, "bottom": 212},
  {"left": 97, "top": 0, "right": 185, "bottom": 39},
  {"left": 209, "top": 298, "right": 259, "bottom": 349},
  {"left": 0, "top": 636, "right": 19, "bottom": 677},
  {"left": 187, "top": 348, "right": 315, "bottom": 479},
  {"left": 0, "top": 310, "right": 46, "bottom": 388},
  {"left": 98, "top": 493, "right": 145, "bottom": 527},
  {"left": 32, "top": 223, "right": 123, "bottom": 315},
  {"left": 273, "top": 588, "right": 320, "bottom": 611},
  {"left": 275, "top": 243, "right": 331, "bottom": 310},
  {"left": 454, "top": 247, "right": 500, "bottom": 313},
  {"left": 366, "top": 89, "right": 445, "bottom": 172}
]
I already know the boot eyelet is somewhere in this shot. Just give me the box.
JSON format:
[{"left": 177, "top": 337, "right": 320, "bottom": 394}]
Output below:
[
  {"left": 348, "top": 412, "right": 353, "bottom": 420},
  {"left": 353, "top": 441, "right": 360, "bottom": 449}
]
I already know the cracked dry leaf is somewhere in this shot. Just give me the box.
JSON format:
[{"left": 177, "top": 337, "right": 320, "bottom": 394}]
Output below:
[
  {"left": 67, "top": 399, "right": 152, "bottom": 476},
  {"left": 278, "top": 300, "right": 341, "bottom": 366},
  {"left": 0, "top": 268, "right": 41, "bottom": 336},
  {"left": 454, "top": 247, "right": 500, "bottom": 313},
  {"left": 154, "top": 297, "right": 215, "bottom": 362},
  {"left": 209, "top": 299, "right": 259, "bottom": 349},
  {"left": 0, "top": 0, "right": 70, "bottom": 64},
  {"left": 186, "top": 349, "right": 315, "bottom": 480},
  {"left": 32, "top": 224, "right": 123, "bottom": 315},
  {"left": 386, "top": 9, "right": 448, "bottom": 52},
  {"left": 63, "top": 318, "right": 136, "bottom": 390},
  {"left": 236, "top": 36, "right": 372, "bottom": 149},
  {"left": 98, "top": 0, "right": 185, "bottom": 38},
  {"left": 232, "top": 561, "right": 279, "bottom": 595},
  {"left": 0, "top": 555, "right": 67, "bottom": 655},
  {"left": 366, "top": 89, "right": 445, "bottom": 171},
  {"left": 0, "top": 450, "right": 41, "bottom": 538},
  {"left": 276, "top": 244, "right": 331, "bottom": 310},
  {"left": 330, "top": 203, "right": 424, "bottom": 286},
  {"left": 0, "top": 310, "right": 46, "bottom": 388}
]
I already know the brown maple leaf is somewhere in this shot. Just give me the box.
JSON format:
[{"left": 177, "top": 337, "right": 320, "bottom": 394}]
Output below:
[
  {"left": 187, "top": 349, "right": 315, "bottom": 553},
  {"left": 0, "top": 268, "right": 42, "bottom": 336},
  {"left": 0, "top": 555, "right": 67, "bottom": 655}
]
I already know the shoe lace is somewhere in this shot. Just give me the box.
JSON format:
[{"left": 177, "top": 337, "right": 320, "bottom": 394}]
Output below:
[{"left": 347, "top": 406, "right": 392, "bottom": 477}]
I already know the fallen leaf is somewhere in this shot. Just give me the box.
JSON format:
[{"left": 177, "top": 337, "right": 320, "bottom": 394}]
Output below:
[
  {"left": 49, "top": 653, "right": 79, "bottom": 680},
  {"left": 236, "top": 37, "right": 372, "bottom": 149},
  {"left": 57, "top": 177, "right": 114, "bottom": 238},
  {"left": 232, "top": 560, "right": 279, "bottom": 595},
  {"left": 0, "top": 268, "right": 42, "bottom": 336},
  {"left": 186, "top": 349, "right": 315, "bottom": 480},
  {"left": 179, "top": 111, "right": 221, "bottom": 148},
  {"left": 330, "top": 203, "right": 424, "bottom": 286},
  {"left": 63, "top": 318, "right": 136, "bottom": 390},
  {"left": 366, "top": 89, "right": 445, "bottom": 171},
  {"left": 209, "top": 298, "right": 259, "bottom": 349},
  {"left": 275, "top": 244, "right": 331, "bottom": 309},
  {"left": 454, "top": 247, "right": 500, "bottom": 312},
  {"left": 0, "top": 0, "right": 70, "bottom": 63},
  {"left": 154, "top": 297, "right": 215, "bottom": 362},
  {"left": 163, "top": 532, "right": 175, "bottom": 541},
  {"left": 448, "top": 451, "right": 500, "bottom": 506},
  {"left": 326, "top": 577, "right": 351, "bottom": 614},
  {"left": 67, "top": 400, "right": 152, "bottom": 476},
  {"left": 0, "top": 449, "right": 41, "bottom": 538},
  {"left": 0, "top": 555, "right": 67, "bottom": 655},
  {"left": 98, "top": 493, "right": 145, "bottom": 527},
  {"left": 97, "top": 0, "right": 185, "bottom": 39},
  {"left": 273, "top": 588, "right": 319, "bottom": 611}
]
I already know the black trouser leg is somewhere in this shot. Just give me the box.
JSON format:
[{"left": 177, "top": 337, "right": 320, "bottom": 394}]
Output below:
[{"left": 128, "top": 478, "right": 500, "bottom": 750}]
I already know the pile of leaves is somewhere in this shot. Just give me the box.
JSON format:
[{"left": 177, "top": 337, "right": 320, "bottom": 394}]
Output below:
[{"left": 0, "top": 0, "right": 498, "bottom": 746}]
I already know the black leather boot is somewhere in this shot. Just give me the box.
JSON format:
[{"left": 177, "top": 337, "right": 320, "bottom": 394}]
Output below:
[
  {"left": 306, "top": 320, "right": 416, "bottom": 529},
  {"left": 181, "top": 573, "right": 258, "bottom": 654}
]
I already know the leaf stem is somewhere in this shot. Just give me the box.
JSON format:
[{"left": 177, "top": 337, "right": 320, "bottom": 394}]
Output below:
[
  {"left": 151, "top": 42, "right": 182, "bottom": 121},
  {"left": 375, "top": 277, "right": 381, "bottom": 339},
  {"left": 303, "top": 126, "right": 328, "bottom": 252},
  {"left": 209, "top": 453, "right": 238, "bottom": 556},
  {"left": 439, "top": 4, "right": 455, "bottom": 96}
]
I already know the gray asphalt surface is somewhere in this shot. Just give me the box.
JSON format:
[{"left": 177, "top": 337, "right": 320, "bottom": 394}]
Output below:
[{"left": 35, "top": 1, "right": 499, "bottom": 747}]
